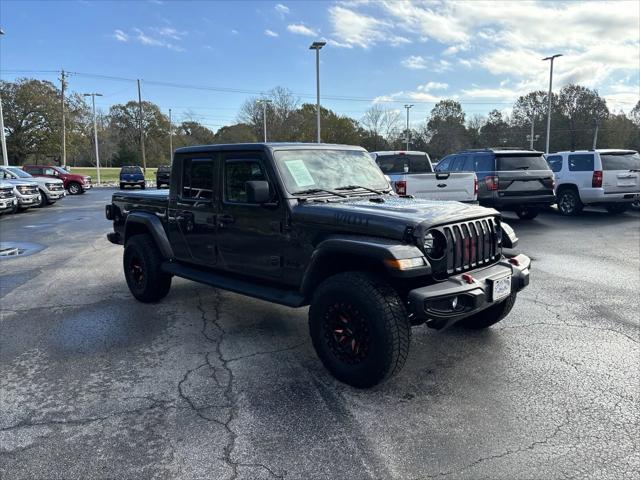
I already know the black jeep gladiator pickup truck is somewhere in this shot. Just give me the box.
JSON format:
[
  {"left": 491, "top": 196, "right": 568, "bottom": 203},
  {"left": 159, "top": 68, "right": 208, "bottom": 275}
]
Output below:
[{"left": 106, "top": 143, "right": 530, "bottom": 387}]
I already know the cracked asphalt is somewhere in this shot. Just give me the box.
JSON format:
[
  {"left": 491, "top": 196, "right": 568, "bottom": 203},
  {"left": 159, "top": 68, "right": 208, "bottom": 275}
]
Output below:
[{"left": 1, "top": 189, "right": 638, "bottom": 479}]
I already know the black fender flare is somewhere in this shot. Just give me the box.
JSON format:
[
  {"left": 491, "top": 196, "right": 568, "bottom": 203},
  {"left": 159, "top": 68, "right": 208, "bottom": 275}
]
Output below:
[
  {"left": 300, "top": 235, "right": 428, "bottom": 297},
  {"left": 124, "top": 211, "right": 174, "bottom": 259}
]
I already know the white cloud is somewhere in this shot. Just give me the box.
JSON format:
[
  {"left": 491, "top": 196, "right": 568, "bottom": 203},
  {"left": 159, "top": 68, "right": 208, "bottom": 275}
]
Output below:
[
  {"left": 151, "top": 26, "right": 186, "bottom": 40},
  {"left": 328, "top": 5, "right": 410, "bottom": 48},
  {"left": 287, "top": 23, "right": 317, "bottom": 37},
  {"left": 264, "top": 29, "right": 279, "bottom": 38},
  {"left": 418, "top": 82, "right": 448, "bottom": 92},
  {"left": 231, "top": 29, "right": 239, "bottom": 35},
  {"left": 275, "top": 4, "right": 289, "bottom": 15},
  {"left": 401, "top": 55, "right": 427, "bottom": 70},
  {"left": 112, "top": 29, "right": 129, "bottom": 42}
]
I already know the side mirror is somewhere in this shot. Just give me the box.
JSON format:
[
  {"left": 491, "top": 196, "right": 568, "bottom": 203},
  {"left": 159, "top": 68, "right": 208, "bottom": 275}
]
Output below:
[{"left": 246, "top": 180, "right": 271, "bottom": 204}]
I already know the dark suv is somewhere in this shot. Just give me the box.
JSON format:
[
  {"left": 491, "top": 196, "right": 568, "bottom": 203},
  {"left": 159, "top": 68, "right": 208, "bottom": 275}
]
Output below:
[
  {"left": 435, "top": 148, "right": 555, "bottom": 220},
  {"left": 119, "top": 166, "right": 146, "bottom": 189},
  {"left": 155, "top": 165, "right": 171, "bottom": 189}
]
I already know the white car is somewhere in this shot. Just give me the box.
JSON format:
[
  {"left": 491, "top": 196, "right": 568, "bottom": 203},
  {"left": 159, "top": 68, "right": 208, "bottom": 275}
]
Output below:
[
  {"left": 0, "top": 181, "right": 18, "bottom": 215},
  {"left": 371, "top": 151, "right": 477, "bottom": 203},
  {"left": 546, "top": 149, "right": 640, "bottom": 215},
  {"left": 0, "top": 166, "right": 66, "bottom": 207}
]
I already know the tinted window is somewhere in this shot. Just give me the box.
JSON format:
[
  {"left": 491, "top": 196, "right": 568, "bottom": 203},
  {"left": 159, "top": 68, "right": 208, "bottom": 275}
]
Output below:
[
  {"left": 449, "top": 155, "right": 465, "bottom": 171},
  {"left": 473, "top": 155, "right": 495, "bottom": 172},
  {"left": 568, "top": 154, "right": 594, "bottom": 172},
  {"left": 409, "top": 156, "right": 433, "bottom": 173},
  {"left": 225, "top": 160, "right": 266, "bottom": 203},
  {"left": 376, "top": 155, "right": 408, "bottom": 174},
  {"left": 44, "top": 168, "right": 57, "bottom": 175},
  {"left": 121, "top": 166, "right": 142, "bottom": 174},
  {"left": 461, "top": 156, "right": 475, "bottom": 171},
  {"left": 546, "top": 155, "right": 563, "bottom": 172},
  {"left": 435, "top": 156, "right": 452, "bottom": 171},
  {"left": 600, "top": 152, "right": 640, "bottom": 171},
  {"left": 25, "top": 166, "right": 43, "bottom": 175},
  {"left": 157, "top": 166, "right": 171, "bottom": 173},
  {"left": 182, "top": 158, "right": 214, "bottom": 200},
  {"left": 497, "top": 154, "right": 550, "bottom": 171}
]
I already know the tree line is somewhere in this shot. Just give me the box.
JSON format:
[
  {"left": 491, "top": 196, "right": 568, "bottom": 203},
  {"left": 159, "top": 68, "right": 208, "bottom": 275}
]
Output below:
[{"left": 1, "top": 78, "right": 638, "bottom": 167}]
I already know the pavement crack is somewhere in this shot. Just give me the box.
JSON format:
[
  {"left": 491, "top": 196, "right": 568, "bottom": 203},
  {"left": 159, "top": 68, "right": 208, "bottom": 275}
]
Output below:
[{"left": 226, "top": 341, "right": 306, "bottom": 363}]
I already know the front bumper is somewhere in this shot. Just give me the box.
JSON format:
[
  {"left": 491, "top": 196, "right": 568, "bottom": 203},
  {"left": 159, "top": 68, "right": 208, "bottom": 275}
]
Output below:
[
  {"left": 17, "top": 194, "right": 41, "bottom": 207},
  {"left": 0, "top": 198, "right": 17, "bottom": 211},
  {"left": 407, "top": 254, "right": 531, "bottom": 330},
  {"left": 82, "top": 183, "right": 92, "bottom": 190},
  {"left": 45, "top": 190, "right": 66, "bottom": 201}
]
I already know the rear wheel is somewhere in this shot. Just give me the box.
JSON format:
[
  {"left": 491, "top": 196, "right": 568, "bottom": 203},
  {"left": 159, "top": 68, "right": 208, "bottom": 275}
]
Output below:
[
  {"left": 515, "top": 206, "right": 539, "bottom": 220},
  {"left": 309, "top": 271, "right": 411, "bottom": 388},
  {"left": 457, "top": 293, "right": 517, "bottom": 329},
  {"left": 68, "top": 182, "right": 82, "bottom": 195},
  {"left": 631, "top": 198, "right": 640, "bottom": 211},
  {"left": 123, "top": 234, "right": 172, "bottom": 303},
  {"left": 557, "top": 189, "right": 583, "bottom": 216},
  {"left": 605, "top": 204, "right": 629, "bottom": 214}
]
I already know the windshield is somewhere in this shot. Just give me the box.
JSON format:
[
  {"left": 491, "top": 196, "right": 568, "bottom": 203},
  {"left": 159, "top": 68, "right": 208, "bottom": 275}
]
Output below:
[
  {"left": 601, "top": 152, "right": 640, "bottom": 171},
  {"left": 497, "top": 154, "right": 550, "bottom": 171},
  {"left": 6, "top": 167, "right": 33, "bottom": 178},
  {"left": 55, "top": 166, "right": 70, "bottom": 174},
  {"left": 274, "top": 149, "right": 389, "bottom": 195},
  {"left": 121, "top": 166, "right": 142, "bottom": 174}
]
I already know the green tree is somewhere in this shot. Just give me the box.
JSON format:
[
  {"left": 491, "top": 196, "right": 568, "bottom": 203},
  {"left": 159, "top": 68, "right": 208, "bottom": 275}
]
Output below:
[
  {"left": 425, "top": 100, "right": 470, "bottom": 159},
  {"left": 479, "top": 110, "right": 509, "bottom": 147},
  {"left": 175, "top": 121, "right": 216, "bottom": 147},
  {"left": 558, "top": 85, "right": 609, "bottom": 150},
  {"left": 213, "top": 123, "right": 258, "bottom": 143}
]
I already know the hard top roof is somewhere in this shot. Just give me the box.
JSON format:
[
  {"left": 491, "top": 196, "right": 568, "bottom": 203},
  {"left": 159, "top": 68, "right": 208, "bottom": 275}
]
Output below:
[{"left": 175, "top": 142, "right": 367, "bottom": 155}]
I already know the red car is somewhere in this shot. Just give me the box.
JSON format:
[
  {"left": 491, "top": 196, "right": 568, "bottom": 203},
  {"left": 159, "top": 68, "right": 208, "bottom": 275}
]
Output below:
[{"left": 22, "top": 165, "right": 92, "bottom": 195}]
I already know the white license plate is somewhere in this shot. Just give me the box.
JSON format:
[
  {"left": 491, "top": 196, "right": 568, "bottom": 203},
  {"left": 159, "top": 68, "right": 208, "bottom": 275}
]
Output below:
[{"left": 492, "top": 275, "right": 511, "bottom": 301}]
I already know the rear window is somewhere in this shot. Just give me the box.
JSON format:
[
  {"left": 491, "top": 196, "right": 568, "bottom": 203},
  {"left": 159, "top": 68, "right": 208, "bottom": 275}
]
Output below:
[
  {"left": 121, "top": 166, "right": 142, "bottom": 174},
  {"left": 375, "top": 154, "right": 432, "bottom": 174},
  {"left": 600, "top": 152, "right": 640, "bottom": 171},
  {"left": 157, "top": 166, "right": 171, "bottom": 173},
  {"left": 497, "top": 154, "right": 550, "bottom": 171}
]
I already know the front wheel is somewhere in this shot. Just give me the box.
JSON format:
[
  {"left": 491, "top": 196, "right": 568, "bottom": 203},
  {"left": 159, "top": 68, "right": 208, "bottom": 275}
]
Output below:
[
  {"left": 457, "top": 293, "right": 517, "bottom": 329},
  {"left": 309, "top": 272, "right": 411, "bottom": 388},
  {"left": 515, "top": 207, "right": 539, "bottom": 220},
  {"left": 140, "top": 183, "right": 146, "bottom": 190},
  {"left": 68, "top": 182, "right": 82, "bottom": 195},
  {"left": 631, "top": 199, "right": 640, "bottom": 211},
  {"left": 605, "top": 204, "right": 628, "bottom": 214},
  {"left": 37, "top": 190, "right": 49, "bottom": 208},
  {"left": 557, "top": 189, "right": 583, "bottom": 216},
  {"left": 123, "top": 234, "right": 172, "bottom": 303}
]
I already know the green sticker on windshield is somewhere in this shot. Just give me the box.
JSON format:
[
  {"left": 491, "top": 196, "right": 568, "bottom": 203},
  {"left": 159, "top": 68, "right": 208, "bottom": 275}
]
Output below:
[{"left": 284, "top": 160, "right": 315, "bottom": 187}]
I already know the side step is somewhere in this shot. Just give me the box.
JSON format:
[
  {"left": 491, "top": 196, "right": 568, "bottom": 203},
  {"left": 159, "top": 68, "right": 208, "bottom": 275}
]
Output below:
[{"left": 161, "top": 261, "right": 306, "bottom": 308}]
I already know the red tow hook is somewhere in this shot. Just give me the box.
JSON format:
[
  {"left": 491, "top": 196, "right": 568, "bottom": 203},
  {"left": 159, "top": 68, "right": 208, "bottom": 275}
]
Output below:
[
  {"left": 461, "top": 273, "right": 475, "bottom": 284},
  {"left": 508, "top": 257, "right": 520, "bottom": 266}
]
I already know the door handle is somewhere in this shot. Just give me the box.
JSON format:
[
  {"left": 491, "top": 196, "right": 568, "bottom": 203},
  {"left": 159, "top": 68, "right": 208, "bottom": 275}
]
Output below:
[{"left": 219, "top": 214, "right": 234, "bottom": 226}]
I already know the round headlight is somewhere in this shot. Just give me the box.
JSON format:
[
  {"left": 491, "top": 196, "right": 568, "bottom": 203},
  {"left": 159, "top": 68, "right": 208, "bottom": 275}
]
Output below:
[{"left": 423, "top": 230, "right": 446, "bottom": 259}]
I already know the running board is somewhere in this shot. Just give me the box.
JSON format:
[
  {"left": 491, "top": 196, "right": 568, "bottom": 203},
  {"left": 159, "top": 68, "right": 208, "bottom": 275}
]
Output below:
[{"left": 161, "top": 261, "right": 306, "bottom": 308}]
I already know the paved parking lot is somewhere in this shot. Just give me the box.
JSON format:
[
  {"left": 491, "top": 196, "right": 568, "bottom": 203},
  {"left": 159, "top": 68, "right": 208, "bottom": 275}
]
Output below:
[{"left": 1, "top": 189, "right": 638, "bottom": 479}]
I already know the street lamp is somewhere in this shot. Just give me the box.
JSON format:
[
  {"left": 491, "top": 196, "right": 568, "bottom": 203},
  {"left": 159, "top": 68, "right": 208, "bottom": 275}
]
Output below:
[
  {"left": 168, "top": 108, "right": 173, "bottom": 163},
  {"left": 404, "top": 104, "right": 414, "bottom": 151},
  {"left": 257, "top": 99, "right": 272, "bottom": 142},
  {"left": 309, "top": 41, "right": 326, "bottom": 143},
  {"left": 542, "top": 54, "right": 562, "bottom": 154},
  {"left": 83, "top": 93, "right": 103, "bottom": 184},
  {"left": 0, "top": 28, "right": 8, "bottom": 166}
]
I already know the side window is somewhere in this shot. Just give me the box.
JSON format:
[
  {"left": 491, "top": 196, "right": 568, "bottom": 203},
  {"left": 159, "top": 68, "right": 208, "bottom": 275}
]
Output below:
[
  {"left": 461, "top": 156, "right": 475, "bottom": 171},
  {"left": 435, "top": 156, "right": 451, "bottom": 171},
  {"left": 449, "top": 155, "right": 464, "bottom": 171},
  {"left": 568, "top": 154, "right": 594, "bottom": 171},
  {"left": 409, "top": 157, "right": 431, "bottom": 173},
  {"left": 225, "top": 159, "right": 267, "bottom": 203},
  {"left": 473, "top": 155, "right": 494, "bottom": 172},
  {"left": 26, "top": 166, "right": 42, "bottom": 175},
  {"left": 546, "top": 155, "right": 563, "bottom": 173},
  {"left": 182, "top": 158, "right": 214, "bottom": 200},
  {"left": 44, "top": 168, "right": 56, "bottom": 175}
]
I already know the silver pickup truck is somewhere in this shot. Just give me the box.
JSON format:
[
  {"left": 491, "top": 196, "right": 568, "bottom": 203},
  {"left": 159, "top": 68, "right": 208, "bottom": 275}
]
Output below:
[{"left": 371, "top": 151, "right": 477, "bottom": 202}]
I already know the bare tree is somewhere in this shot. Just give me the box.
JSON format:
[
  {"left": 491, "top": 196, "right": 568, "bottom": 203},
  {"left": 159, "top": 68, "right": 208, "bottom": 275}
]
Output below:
[{"left": 239, "top": 86, "right": 300, "bottom": 141}]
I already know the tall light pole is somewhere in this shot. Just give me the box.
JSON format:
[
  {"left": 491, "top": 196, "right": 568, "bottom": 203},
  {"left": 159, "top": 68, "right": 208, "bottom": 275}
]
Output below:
[
  {"left": 168, "top": 108, "right": 173, "bottom": 163},
  {"left": 529, "top": 116, "right": 535, "bottom": 150},
  {"left": 542, "top": 54, "right": 562, "bottom": 154},
  {"left": 309, "top": 41, "right": 326, "bottom": 143},
  {"left": 257, "top": 99, "right": 272, "bottom": 142},
  {"left": 404, "top": 104, "right": 414, "bottom": 151},
  {"left": 83, "top": 93, "right": 103, "bottom": 185},
  {"left": 0, "top": 28, "right": 8, "bottom": 166}
]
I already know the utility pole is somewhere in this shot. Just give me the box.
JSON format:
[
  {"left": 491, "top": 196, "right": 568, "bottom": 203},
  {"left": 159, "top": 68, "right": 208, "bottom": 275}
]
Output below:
[
  {"left": 529, "top": 116, "right": 535, "bottom": 150},
  {"left": 168, "top": 108, "right": 173, "bottom": 163},
  {"left": 83, "top": 93, "right": 103, "bottom": 184},
  {"left": 309, "top": 41, "right": 326, "bottom": 143},
  {"left": 137, "top": 79, "right": 147, "bottom": 172},
  {"left": 404, "top": 104, "right": 414, "bottom": 151},
  {"left": 257, "top": 99, "right": 272, "bottom": 142},
  {"left": 61, "top": 69, "right": 67, "bottom": 167},
  {"left": 593, "top": 121, "right": 599, "bottom": 150},
  {"left": 0, "top": 29, "right": 8, "bottom": 166},
  {"left": 542, "top": 54, "right": 562, "bottom": 154}
]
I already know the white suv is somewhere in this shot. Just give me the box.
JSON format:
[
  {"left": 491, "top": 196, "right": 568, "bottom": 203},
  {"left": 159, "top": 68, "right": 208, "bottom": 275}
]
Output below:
[{"left": 546, "top": 149, "right": 640, "bottom": 215}]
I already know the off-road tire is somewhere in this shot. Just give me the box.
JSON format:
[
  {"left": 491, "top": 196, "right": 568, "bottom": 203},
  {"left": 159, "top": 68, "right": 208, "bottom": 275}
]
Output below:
[
  {"left": 68, "top": 182, "right": 82, "bottom": 195},
  {"left": 123, "top": 234, "right": 172, "bottom": 303},
  {"left": 309, "top": 271, "right": 411, "bottom": 388},
  {"left": 557, "top": 188, "right": 583, "bottom": 216},
  {"left": 515, "top": 207, "right": 539, "bottom": 220},
  {"left": 457, "top": 293, "right": 517, "bottom": 329},
  {"left": 605, "top": 204, "right": 628, "bottom": 214}
]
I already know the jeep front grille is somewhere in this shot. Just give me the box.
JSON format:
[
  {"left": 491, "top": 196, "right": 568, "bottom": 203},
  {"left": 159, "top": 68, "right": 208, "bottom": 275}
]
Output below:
[{"left": 442, "top": 218, "right": 500, "bottom": 274}]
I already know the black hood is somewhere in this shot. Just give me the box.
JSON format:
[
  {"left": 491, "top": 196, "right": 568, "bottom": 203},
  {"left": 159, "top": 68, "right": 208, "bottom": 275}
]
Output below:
[{"left": 291, "top": 196, "right": 498, "bottom": 240}]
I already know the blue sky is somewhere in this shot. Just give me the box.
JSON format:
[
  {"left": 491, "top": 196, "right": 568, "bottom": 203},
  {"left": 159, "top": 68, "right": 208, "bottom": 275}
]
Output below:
[{"left": 1, "top": 0, "right": 638, "bottom": 131}]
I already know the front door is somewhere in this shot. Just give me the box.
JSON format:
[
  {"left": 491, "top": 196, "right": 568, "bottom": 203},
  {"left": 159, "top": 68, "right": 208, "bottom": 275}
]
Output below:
[
  {"left": 167, "top": 155, "right": 218, "bottom": 266},
  {"left": 216, "top": 153, "right": 285, "bottom": 279}
]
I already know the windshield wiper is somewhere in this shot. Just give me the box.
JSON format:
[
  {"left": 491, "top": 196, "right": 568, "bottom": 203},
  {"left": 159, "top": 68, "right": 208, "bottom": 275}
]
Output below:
[
  {"left": 335, "top": 184, "right": 384, "bottom": 195},
  {"left": 292, "top": 188, "right": 347, "bottom": 198}
]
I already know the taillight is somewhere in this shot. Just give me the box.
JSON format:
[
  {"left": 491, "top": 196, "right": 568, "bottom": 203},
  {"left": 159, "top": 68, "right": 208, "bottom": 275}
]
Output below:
[
  {"left": 485, "top": 176, "right": 499, "bottom": 191},
  {"left": 395, "top": 180, "right": 407, "bottom": 196},
  {"left": 592, "top": 170, "right": 603, "bottom": 188},
  {"left": 543, "top": 177, "right": 555, "bottom": 189},
  {"left": 474, "top": 178, "right": 478, "bottom": 195}
]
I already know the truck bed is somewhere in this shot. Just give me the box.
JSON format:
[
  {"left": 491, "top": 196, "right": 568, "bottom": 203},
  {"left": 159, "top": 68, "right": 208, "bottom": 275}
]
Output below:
[
  {"left": 112, "top": 189, "right": 169, "bottom": 215},
  {"left": 388, "top": 172, "right": 477, "bottom": 202}
]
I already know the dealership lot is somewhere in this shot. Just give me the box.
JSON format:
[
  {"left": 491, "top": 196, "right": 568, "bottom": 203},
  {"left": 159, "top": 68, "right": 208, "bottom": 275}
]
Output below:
[{"left": 1, "top": 189, "right": 638, "bottom": 479}]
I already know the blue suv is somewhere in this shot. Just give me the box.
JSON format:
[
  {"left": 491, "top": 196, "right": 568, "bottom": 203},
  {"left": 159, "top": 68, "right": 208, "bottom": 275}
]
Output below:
[
  {"left": 119, "top": 166, "right": 146, "bottom": 190},
  {"left": 435, "top": 148, "right": 556, "bottom": 220}
]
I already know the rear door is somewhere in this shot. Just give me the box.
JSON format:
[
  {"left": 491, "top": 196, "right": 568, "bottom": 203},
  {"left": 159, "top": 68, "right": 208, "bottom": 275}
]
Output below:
[
  {"left": 566, "top": 153, "right": 595, "bottom": 190},
  {"left": 496, "top": 153, "right": 554, "bottom": 199},
  {"left": 600, "top": 151, "right": 640, "bottom": 194}
]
